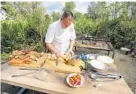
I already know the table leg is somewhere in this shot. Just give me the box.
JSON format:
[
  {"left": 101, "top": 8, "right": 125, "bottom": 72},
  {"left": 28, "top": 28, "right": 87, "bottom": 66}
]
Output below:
[
  {"left": 108, "top": 51, "right": 110, "bottom": 55},
  {"left": 75, "top": 47, "right": 77, "bottom": 52},
  {"left": 2, "top": 92, "right": 10, "bottom": 94},
  {"left": 16, "top": 88, "right": 26, "bottom": 94},
  {"left": 112, "top": 51, "right": 115, "bottom": 59},
  {"left": 2, "top": 88, "right": 26, "bottom": 94}
]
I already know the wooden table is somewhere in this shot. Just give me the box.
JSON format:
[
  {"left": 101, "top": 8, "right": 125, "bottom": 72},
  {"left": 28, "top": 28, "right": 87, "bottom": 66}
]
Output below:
[{"left": 1, "top": 63, "right": 133, "bottom": 94}]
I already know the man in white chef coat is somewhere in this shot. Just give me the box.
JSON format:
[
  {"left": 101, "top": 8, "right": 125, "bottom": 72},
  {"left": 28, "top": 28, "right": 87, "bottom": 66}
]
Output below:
[{"left": 45, "top": 11, "right": 76, "bottom": 57}]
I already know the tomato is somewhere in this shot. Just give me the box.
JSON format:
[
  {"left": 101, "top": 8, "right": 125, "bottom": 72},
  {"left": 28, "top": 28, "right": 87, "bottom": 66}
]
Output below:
[
  {"left": 77, "top": 81, "right": 81, "bottom": 85},
  {"left": 69, "top": 74, "right": 82, "bottom": 86},
  {"left": 76, "top": 75, "right": 81, "bottom": 80},
  {"left": 76, "top": 80, "right": 80, "bottom": 86},
  {"left": 69, "top": 77, "right": 75, "bottom": 86},
  {"left": 71, "top": 81, "right": 75, "bottom": 86}
]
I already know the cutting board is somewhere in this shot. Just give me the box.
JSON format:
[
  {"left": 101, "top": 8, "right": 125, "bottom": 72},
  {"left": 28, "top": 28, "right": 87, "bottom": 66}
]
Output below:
[
  {"left": 9, "top": 54, "right": 47, "bottom": 68},
  {"left": 43, "top": 59, "right": 85, "bottom": 74}
]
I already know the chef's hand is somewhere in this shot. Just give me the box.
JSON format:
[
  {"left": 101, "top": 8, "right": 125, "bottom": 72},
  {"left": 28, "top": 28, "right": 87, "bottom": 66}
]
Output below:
[
  {"left": 55, "top": 51, "right": 61, "bottom": 58},
  {"left": 66, "top": 49, "right": 74, "bottom": 56},
  {"left": 70, "top": 50, "right": 74, "bottom": 56}
]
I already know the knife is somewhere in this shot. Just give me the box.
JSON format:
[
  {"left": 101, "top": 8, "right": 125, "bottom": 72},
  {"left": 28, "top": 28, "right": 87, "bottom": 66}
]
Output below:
[
  {"left": 12, "top": 71, "right": 35, "bottom": 77},
  {"left": 96, "top": 72, "right": 122, "bottom": 77},
  {"left": 19, "top": 67, "right": 39, "bottom": 71},
  {"left": 56, "top": 57, "right": 58, "bottom": 66}
]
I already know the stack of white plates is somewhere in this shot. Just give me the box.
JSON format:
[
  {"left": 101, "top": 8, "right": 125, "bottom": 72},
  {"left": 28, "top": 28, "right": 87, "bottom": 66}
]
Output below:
[
  {"left": 97, "top": 56, "right": 114, "bottom": 64},
  {"left": 88, "top": 60, "right": 108, "bottom": 72}
]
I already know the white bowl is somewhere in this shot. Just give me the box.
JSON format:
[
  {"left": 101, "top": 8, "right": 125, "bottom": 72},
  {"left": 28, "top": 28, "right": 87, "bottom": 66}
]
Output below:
[
  {"left": 97, "top": 56, "right": 114, "bottom": 64},
  {"left": 66, "top": 73, "right": 84, "bottom": 88},
  {"left": 88, "top": 60, "right": 108, "bottom": 71}
]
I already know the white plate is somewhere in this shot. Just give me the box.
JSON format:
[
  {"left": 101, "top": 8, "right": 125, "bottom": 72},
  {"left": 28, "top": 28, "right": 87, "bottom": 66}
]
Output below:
[
  {"left": 86, "top": 54, "right": 97, "bottom": 60},
  {"left": 66, "top": 73, "right": 84, "bottom": 88},
  {"left": 97, "top": 56, "right": 114, "bottom": 64},
  {"left": 88, "top": 60, "right": 107, "bottom": 71}
]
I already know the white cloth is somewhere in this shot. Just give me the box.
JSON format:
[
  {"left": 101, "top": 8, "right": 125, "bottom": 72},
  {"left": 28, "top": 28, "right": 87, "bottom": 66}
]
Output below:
[{"left": 45, "top": 20, "right": 76, "bottom": 55}]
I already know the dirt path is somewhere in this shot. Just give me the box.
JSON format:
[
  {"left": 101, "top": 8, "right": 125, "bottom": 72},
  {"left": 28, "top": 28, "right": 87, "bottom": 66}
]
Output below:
[
  {"left": 1, "top": 49, "right": 136, "bottom": 94},
  {"left": 114, "top": 51, "right": 136, "bottom": 94}
]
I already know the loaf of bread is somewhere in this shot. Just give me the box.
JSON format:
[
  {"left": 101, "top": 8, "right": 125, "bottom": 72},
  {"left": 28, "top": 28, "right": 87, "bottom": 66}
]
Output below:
[{"left": 9, "top": 50, "right": 47, "bottom": 68}]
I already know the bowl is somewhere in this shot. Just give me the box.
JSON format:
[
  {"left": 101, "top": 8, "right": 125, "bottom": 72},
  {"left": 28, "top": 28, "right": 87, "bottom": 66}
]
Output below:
[{"left": 66, "top": 73, "right": 84, "bottom": 88}]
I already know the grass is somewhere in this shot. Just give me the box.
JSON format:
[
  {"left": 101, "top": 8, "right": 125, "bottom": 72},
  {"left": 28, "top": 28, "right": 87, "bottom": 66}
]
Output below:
[{"left": 1, "top": 52, "right": 10, "bottom": 64}]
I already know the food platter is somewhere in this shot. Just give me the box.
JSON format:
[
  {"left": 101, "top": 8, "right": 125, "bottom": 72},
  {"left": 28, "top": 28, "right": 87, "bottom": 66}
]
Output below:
[
  {"left": 8, "top": 50, "right": 85, "bottom": 73},
  {"left": 66, "top": 73, "right": 85, "bottom": 87},
  {"left": 9, "top": 50, "right": 47, "bottom": 68}
]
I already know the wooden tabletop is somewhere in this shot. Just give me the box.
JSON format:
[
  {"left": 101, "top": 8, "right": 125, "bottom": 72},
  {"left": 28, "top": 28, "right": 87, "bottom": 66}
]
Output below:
[{"left": 1, "top": 63, "right": 133, "bottom": 94}]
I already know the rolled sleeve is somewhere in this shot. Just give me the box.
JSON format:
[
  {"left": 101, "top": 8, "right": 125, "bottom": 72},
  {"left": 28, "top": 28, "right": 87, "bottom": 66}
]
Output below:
[{"left": 45, "top": 24, "right": 55, "bottom": 43}]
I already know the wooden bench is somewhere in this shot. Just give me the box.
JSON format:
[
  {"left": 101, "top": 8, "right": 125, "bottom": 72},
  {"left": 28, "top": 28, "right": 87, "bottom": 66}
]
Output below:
[{"left": 74, "top": 37, "right": 115, "bottom": 58}]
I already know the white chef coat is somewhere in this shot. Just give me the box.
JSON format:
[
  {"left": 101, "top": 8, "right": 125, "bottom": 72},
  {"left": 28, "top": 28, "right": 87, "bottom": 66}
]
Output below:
[{"left": 45, "top": 20, "right": 76, "bottom": 55}]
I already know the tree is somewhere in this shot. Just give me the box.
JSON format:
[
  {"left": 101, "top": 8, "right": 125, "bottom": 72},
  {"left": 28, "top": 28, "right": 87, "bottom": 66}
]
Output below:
[
  {"left": 51, "top": 11, "right": 60, "bottom": 21},
  {"left": 74, "top": 12, "right": 98, "bottom": 36},
  {"left": 108, "top": 2, "right": 122, "bottom": 19},
  {"left": 1, "top": 2, "right": 48, "bottom": 52},
  {"left": 87, "top": 2, "right": 108, "bottom": 21},
  {"left": 63, "top": 2, "right": 76, "bottom": 12},
  {"left": 87, "top": 2, "right": 97, "bottom": 19},
  {"left": 1, "top": 1, "right": 136, "bottom": 53},
  {"left": 74, "top": 12, "right": 83, "bottom": 19},
  {"left": 125, "top": 2, "right": 136, "bottom": 20}
]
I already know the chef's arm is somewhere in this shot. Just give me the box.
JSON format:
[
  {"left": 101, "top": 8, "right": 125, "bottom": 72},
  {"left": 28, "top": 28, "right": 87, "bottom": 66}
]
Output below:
[
  {"left": 65, "top": 40, "right": 75, "bottom": 56},
  {"left": 46, "top": 43, "right": 61, "bottom": 57},
  {"left": 69, "top": 40, "right": 75, "bottom": 50}
]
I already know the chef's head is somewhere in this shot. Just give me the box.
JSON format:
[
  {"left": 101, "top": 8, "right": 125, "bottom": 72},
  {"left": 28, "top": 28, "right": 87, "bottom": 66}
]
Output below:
[{"left": 61, "top": 11, "right": 73, "bottom": 28}]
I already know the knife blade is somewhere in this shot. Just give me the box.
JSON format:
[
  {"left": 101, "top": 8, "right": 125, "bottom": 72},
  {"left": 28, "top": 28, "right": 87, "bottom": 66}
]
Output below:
[
  {"left": 12, "top": 71, "right": 35, "bottom": 77},
  {"left": 56, "top": 57, "right": 58, "bottom": 66},
  {"left": 19, "top": 68, "right": 39, "bottom": 71}
]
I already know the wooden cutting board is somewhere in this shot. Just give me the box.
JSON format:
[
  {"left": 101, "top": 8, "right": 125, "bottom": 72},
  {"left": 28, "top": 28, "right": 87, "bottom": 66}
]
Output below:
[
  {"left": 43, "top": 59, "right": 84, "bottom": 74},
  {"left": 9, "top": 54, "right": 47, "bottom": 68}
]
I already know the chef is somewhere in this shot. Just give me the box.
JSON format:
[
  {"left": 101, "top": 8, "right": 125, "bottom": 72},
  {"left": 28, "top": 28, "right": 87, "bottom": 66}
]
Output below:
[{"left": 45, "top": 11, "right": 76, "bottom": 57}]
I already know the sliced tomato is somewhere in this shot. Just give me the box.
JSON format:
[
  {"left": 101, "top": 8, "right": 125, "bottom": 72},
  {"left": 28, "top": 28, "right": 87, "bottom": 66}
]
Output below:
[{"left": 77, "top": 81, "right": 81, "bottom": 85}]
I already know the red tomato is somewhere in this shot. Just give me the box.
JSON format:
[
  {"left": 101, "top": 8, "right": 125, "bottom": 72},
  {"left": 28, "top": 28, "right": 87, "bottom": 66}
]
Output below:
[
  {"left": 77, "top": 81, "right": 81, "bottom": 85},
  {"left": 69, "top": 74, "right": 82, "bottom": 86}
]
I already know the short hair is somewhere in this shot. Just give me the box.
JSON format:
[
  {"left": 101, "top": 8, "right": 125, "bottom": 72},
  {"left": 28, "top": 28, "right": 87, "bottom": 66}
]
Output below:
[{"left": 61, "top": 11, "right": 73, "bottom": 20}]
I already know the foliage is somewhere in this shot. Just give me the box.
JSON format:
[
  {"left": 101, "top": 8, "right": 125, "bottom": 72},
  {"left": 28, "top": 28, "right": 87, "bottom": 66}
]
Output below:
[
  {"left": 1, "top": 2, "right": 51, "bottom": 53},
  {"left": 51, "top": 11, "right": 61, "bottom": 21},
  {"left": 79, "top": 2, "right": 136, "bottom": 48},
  {"left": 1, "top": 1, "right": 136, "bottom": 55},
  {"left": 63, "top": 2, "right": 76, "bottom": 12}
]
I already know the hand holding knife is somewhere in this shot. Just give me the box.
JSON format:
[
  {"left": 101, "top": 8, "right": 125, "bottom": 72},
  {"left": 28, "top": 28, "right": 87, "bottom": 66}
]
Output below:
[{"left": 56, "top": 57, "right": 58, "bottom": 66}]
